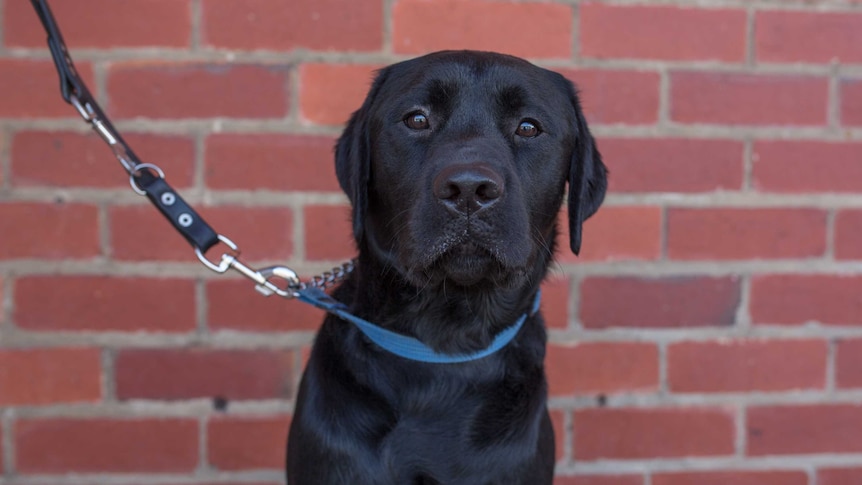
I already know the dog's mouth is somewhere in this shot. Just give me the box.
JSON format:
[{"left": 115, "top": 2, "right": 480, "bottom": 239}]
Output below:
[{"left": 411, "top": 235, "right": 526, "bottom": 287}]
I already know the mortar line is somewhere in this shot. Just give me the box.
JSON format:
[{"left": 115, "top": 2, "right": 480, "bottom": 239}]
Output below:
[
  {"left": 824, "top": 209, "right": 837, "bottom": 261},
  {"left": 571, "top": 2, "right": 581, "bottom": 64},
  {"left": 658, "top": 68, "right": 671, "bottom": 126},
  {"left": 736, "top": 404, "right": 747, "bottom": 457},
  {"left": 382, "top": 0, "right": 395, "bottom": 55},
  {"left": 0, "top": 129, "right": 9, "bottom": 191},
  {"left": 742, "top": 138, "right": 754, "bottom": 192},
  {"left": 825, "top": 337, "right": 838, "bottom": 394},
  {"left": 101, "top": 347, "right": 117, "bottom": 402},
  {"left": 828, "top": 63, "right": 841, "bottom": 129},
  {"left": 2, "top": 409, "right": 14, "bottom": 477},
  {"left": 190, "top": 0, "right": 203, "bottom": 51}
]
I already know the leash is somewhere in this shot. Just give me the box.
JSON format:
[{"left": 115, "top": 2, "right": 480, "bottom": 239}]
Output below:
[{"left": 30, "top": 0, "right": 538, "bottom": 363}]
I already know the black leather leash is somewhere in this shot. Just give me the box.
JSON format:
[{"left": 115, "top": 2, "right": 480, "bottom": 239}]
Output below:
[{"left": 30, "top": 0, "right": 353, "bottom": 299}]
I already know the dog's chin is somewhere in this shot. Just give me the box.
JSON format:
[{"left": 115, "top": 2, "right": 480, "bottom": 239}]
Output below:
[{"left": 406, "top": 242, "right": 527, "bottom": 289}]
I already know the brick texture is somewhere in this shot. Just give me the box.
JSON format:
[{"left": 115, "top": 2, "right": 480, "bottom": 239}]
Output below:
[
  {"left": 580, "top": 4, "right": 747, "bottom": 61},
  {"left": 580, "top": 276, "right": 740, "bottom": 328},
  {"left": 115, "top": 349, "right": 294, "bottom": 400},
  {"left": 16, "top": 418, "right": 198, "bottom": 472},
  {"left": 748, "top": 405, "right": 862, "bottom": 455},
  {"left": 667, "top": 340, "right": 827, "bottom": 393},
  {"left": 0, "top": 348, "right": 102, "bottom": 405},
  {"left": 208, "top": 415, "right": 292, "bottom": 470},
  {"left": 107, "top": 63, "right": 289, "bottom": 119},
  {"left": 671, "top": 72, "right": 828, "bottom": 125},
  {"left": 201, "top": 0, "right": 382, "bottom": 52},
  {"left": 667, "top": 208, "right": 827, "bottom": 260},
  {"left": 574, "top": 408, "right": 735, "bottom": 459},
  {"left": 7, "top": 0, "right": 862, "bottom": 480}
]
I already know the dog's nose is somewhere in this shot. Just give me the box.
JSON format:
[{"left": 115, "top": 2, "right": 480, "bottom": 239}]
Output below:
[{"left": 433, "top": 164, "right": 504, "bottom": 213}]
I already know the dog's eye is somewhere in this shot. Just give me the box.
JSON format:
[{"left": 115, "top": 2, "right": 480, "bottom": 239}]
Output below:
[
  {"left": 516, "top": 120, "right": 540, "bottom": 138},
  {"left": 404, "top": 112, "right": 430, "bottom": 130}
]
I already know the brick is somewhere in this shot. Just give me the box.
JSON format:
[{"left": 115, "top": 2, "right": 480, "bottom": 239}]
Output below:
[
  {"left": 16, "top": 418, "right": 198, "bottom": 472},
  {"left": 748, "top": 405, "right": 862, "bottom": 455},
  {"left": 653, "top": 471, "right": 807, "bottom": 485},
  {"left": 393, "top": 0, "right": 571, "bottom": 59},
  {"left": 843, "top": 79, "right": 862, "bottom": 126},
  {"left": 12, "top": 131, "right": 195, "bottom": 188},
  {"left": 206, "top": 134, "right": 339, "bottom": 191},
  {"left": 115, "top": 349, "right": 294, "bottom": 400},
  {"left": 0, "top": 60, "right": 94, "bottom": 118},
  {"left": 546, "top": 343, "right": 659, "bottom": 396},
  {"left": 208, "top": 415, "right": 291, "bottom": 470},
  {"left": 750, "top": 275, "right": 862, "bottom": 325},
  {"left": 304, "top": 205, "right": 355, "bottom": 261},
  {"left": 580, "top": 276, "right": 740, "bottom": 329},
  {"left": 557, "top": 70, "right": 660, "bottom": 125},
  {"left": 836, "top": 210, "right": 862, "bottom": 260},
  {"left": 5, "top": 0, "right": 191, "bottom": 48},
  {"left": 540, "top": 277, "right": 570, "bottom": 330},
  {"left": 755, "top": 141, "right": 862, "bottom": 193},
  {"left": 667, "top": 208, "right": 827, "bottom": 260},
  {"left": 0, "top": 202, "right": 99, "bottom": 260},
  {"left": 602, "top": 138, "right": 744, "bottom": 193},
  {"left": 0, "top": 348, "right": 101, "bottom": 405},
  {"left": 574, "top": 407, "right": 735, "bottom": 459},
  {"left": 820, "top": 469, "right": 862, "bottom": 485},
  {"left": 557, "top": 206, "right": 662, "bottom": 263},
  {"left": 668, "top": 340, "right": 827, "bottom": 393},
  {"left": 756, "top": 11, "right": 862, "bottom": 63},
  {"left": 671, "top": 72, "right": 828, "bottom": 125},
  {"left": 202, "top": 0, "right": 382, "bottom": 51},
  {"left": 108, "top": 63, "right": 289, "bottom": 119},
  {"left": 555, "top": 477, "right": 643, "bottom": 485},
  {"left": 580, "top": 4, "right": 746, "bottom": 61},
  {"left": 835, "top": 340, "right": 862, "bottom": 389},
  {"left": 550, "top": 409, "right": 566, "bottom": 462},
  {"left": 110, "top": 205, "right": 293, "bottom": 262},
  {"left": 207, "top": 279, "right": 325, "bottom": 332},
  {"left": 14, "top": 276, "right": 196, "bottom": 332},
  {"left": 300, "top": 64, "right": 382, "bottom": 126}
]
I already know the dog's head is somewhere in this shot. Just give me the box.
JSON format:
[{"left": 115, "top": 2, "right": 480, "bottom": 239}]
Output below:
[{"left": 336, "top": 51, "right": 606, "bottom": 288}]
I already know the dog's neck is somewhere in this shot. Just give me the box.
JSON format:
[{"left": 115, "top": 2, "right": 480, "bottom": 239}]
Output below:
[{"left": 339, "top": 245, "right": 551, "bottom": 355}]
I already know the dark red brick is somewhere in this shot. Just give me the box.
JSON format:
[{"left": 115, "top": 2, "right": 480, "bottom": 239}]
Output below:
[
  {"left": 654, "top": 471, "right": 807, "bottom": 485},
  {"left": 580, "top": 276, "right": 740, "bottom": 329},
  {"left": 668, "top": 340, "right": 827, "bottom": 392},
  {"left": 14, "top": 276, "right": 196, "bottom": 332},
  {"left": 304, "top": 205, "right": 355, "bottom": 261},
  {"left": 603, "top": 138, "right": 744, "bottom": 193},
  {"left": 748, "top": 405, "right": 862, "bottom": 455},
  {"left": 546, "top": 343, "right": 659, "bottom": 396},
  {"left": 393, "top": 0, "right": 572, "bottom": 58},
  {"left": 202, "top": 0, "right": 382, "bottom": 51},
  {"left": 115, "top": 349, "right": 294, "bottom": 400},
  {"left": 671, "top": 72, "right": 828, "bottom": 125},
  {"left": 836, "top": 210, "right": 862, "bottom": 260},
  {"left": 108, "top": 63, "right": 289, "bottom": 119},
  {"left": 208, "top": 415, "right": 291, "bottom": 470},
  {"left": 0, "top": 61, "right": 94, "bottom": 118},
  {"left": 667, "top": 208, "right": 827, "bottom": 260},
  {"left": 556, "top": 206, "right": 662, "bottom": 263},
  {"left": 843, "top": 79, "right": 862, "bottom": 126},
  {"left": 575, "top": 407, "right": 735, "bottom": 459},
  {"left": 753, "top": 141, "right": 862, "bottom": 192},
  {"left": 756, "top": 11, "right": 862, "bottom": 63},
  {"left": 0, "top": 348, "right": 101, "bottom": 405},
  {"left": 12, "top": 131, "right": 195, "bottom": 188},
  {"left": 750, "top": 275, "right": 862, "bottom": 325},
  {"left": 557, "top": 70, "right": 661, "bottom": 125},
  {"left": 206, "top": 279, "right": 325, "bottom": 332},
  {"left": 299, "top": 64, "right": 382, "bottom": 126},
  {"left": 580, "top": 4, "right": 746, "bottom": 61},
  {"left": 0, "top": 202, "right": 99, "bottom": 260},
  {"left": 16, "top": 418, "right": 198, "bottom": 472},
  {"left": 205, "top": 134, "right": 340, "bottom": 191}
]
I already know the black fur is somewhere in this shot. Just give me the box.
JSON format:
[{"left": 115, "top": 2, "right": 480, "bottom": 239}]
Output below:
[{"left": 287, "top": 51, "right": 607, "bottom": 485}]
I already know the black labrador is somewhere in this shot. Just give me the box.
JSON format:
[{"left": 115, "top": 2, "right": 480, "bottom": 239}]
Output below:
[{"left": 287, "top": 50, "right": 607, "bottom": 484}]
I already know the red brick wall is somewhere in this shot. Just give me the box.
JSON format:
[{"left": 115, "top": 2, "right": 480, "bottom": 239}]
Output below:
[{"left": 2, "top": 0, "right": 861, "bottom": 484}]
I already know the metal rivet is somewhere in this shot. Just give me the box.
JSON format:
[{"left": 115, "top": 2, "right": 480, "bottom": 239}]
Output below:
[
  {"left": 161, "top": 192, "right": 176, "bottom": 206},
  {"left": 178, "top": 213, "right": 193, "bottom": 227}
]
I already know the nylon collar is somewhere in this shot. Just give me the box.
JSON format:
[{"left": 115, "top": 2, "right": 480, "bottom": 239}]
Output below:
[{"left": 297, "top": 287, "right": 541, "bottom": 364}]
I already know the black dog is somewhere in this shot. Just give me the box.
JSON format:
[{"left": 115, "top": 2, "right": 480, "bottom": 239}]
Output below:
[{"left": 287, "top": 51, "right": 607, "bottom": 484}]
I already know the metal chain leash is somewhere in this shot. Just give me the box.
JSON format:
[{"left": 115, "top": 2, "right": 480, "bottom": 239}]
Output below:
[{"left": 31, "top": 0, "right": 354, "bottom": 299}]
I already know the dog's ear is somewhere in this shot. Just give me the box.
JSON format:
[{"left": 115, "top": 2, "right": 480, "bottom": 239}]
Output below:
[
  {"left": 563, "top": 78, "right": 608, "bottom": 256},
  {"left": 335, "top": 69, "right": 389, "bottom": 243}
]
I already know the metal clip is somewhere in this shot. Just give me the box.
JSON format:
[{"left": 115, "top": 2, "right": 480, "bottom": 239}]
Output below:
[{"left": 195, "top": 235, "right": 300, "bottom": 299}]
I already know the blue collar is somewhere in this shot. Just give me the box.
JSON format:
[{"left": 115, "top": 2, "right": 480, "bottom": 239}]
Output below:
[{"left": 297, "top": 287, "right": 541, "bottom": 364}]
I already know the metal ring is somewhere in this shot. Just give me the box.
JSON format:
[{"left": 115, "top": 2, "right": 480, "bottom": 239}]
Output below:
[
  {"left": 129, "top": 163, "right": 166, "bottom": 196},
  {"left": 195, "top": 234, "right": 239, "bottom": 273}
]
